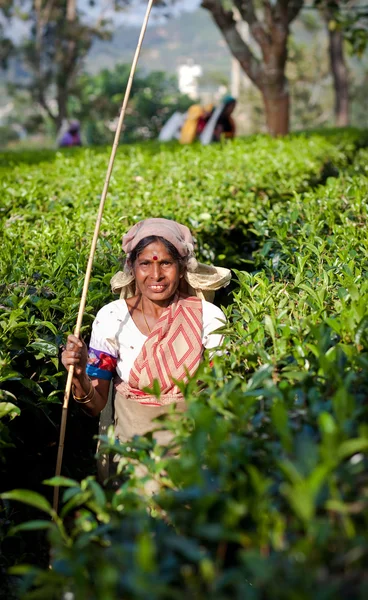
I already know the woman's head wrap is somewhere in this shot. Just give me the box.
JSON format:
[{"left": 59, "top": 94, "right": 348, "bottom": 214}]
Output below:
[
  {"left": 122, "top": 218, "right": 197, "bottom": 269},
  {"left": 111, "top": 218, "right": 231, "bottom": 302},
  {"left": 222, "top": 95, "right": 236, "bottom": 106}
]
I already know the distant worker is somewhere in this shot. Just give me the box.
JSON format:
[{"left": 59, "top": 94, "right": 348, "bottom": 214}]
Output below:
[
  {"left": 199, "top": 96, "right": 237, "bottom": 146},
  {"left": 179, "top": 104, "right": 204, "bottom": 144},
  {"left": 59, "top": 120, "right": 82, "bottom": 148},
  {"left": 158, "top": 112, "right": 186, "bottom": 142},
  {"left": 179, "top": 104, "right": 215, "bottom": 144},
  {"left": 196, "top": 104, "right": 214, "bottom": 136},
  {"left": 213, "top": 96, "right": 237, "bottom": 142}
]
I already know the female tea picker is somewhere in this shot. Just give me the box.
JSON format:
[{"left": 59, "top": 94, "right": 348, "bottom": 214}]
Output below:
[{"left": 61, "top": 218, "right": 231, "bottom": 447}]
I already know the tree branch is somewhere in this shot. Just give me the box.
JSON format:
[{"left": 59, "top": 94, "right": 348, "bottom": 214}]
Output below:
[
  {"left": 264, "top": 1, "right": 275, "bottom": 34},
  {"left": 233, "top": 0, "right": 272, "bottom": 48},
  {"left": 201, "top": 0, "right": 261, "bottom": 85},
  {"left": 285, "top": 0, "right": 304, "bottom": 24},
  {"left": 37, "top": 88, "right": 57, "bottom": 123}
]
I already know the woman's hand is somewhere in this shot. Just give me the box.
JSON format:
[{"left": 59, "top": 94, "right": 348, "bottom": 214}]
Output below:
[
  {"left": 61, "top": 334, "right": 88, "bottom": 378},
  {"left": 61, "top": 335, "right": 109, "bottom": 416}
]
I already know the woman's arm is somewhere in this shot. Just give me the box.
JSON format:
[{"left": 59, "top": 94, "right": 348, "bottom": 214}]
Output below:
[{"left": 61, "top": 334, "right": 109, "bottom": 417}]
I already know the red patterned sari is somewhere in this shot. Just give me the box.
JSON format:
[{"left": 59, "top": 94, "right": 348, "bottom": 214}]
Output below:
[{"left": 115, "top": 294, "right": 203, "bottom": 406}]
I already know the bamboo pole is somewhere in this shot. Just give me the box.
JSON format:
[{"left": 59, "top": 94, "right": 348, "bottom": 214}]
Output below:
[{"left": 53, "top": 0, "right": 155, "bottom": 512}]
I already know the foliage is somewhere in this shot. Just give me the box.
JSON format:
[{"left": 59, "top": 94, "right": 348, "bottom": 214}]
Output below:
[
  {"left": 0, "top": 126, "right": 21, "bottom": 147},
  {"left": 0, "top": 0, "right": 116, "bottom": 129},
  {"left": 315, "top": 0, "right": 368, "bottom": 56},
  {"left": 1, "top": 62, "right": 192, "bottom": 146},
  {"left": 0, "top": 129, "right": 368, "bottom": 597},
  {"left": 71, "top": 65, "right": 192, "bottom": 145},
  {"left": 287, "top": 36, "right": 332, "bottom": 130},
  {"left": 0, "top": 1, "right": 14, "bottom": 67}
]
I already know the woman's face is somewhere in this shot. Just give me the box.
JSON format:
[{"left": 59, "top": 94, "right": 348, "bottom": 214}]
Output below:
[
  {"left": 224, "top": 101, "right": 236, "bottom": 116},
  {"left": 132, "top": 240, "right": 182, "bottom": 303}
]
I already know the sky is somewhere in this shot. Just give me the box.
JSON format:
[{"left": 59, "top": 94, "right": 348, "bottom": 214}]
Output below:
[
  {"left": 86, "top": 0, "right": 201, "bottom": 27},
  {"left": 4, "top": 0, "right": 201, "bottom": 42}
]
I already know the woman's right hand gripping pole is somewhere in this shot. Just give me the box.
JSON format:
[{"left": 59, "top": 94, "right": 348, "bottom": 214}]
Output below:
[{"left": 61, "top": 334, "right": 109, "bottom": 416}]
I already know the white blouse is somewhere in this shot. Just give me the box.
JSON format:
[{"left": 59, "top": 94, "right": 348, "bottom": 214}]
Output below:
[{"left": 86, "top": 299, "right": 226, "bottom": 383}]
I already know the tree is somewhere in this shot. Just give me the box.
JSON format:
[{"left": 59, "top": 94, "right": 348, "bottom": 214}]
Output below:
[
  {"left": 315, "top": 1, "right": 349, "bottom": 127},
  {"left": 326, "top": 13, "right": 349, "bottom": 126},
  {"left": 1, "top": 0, "right": 116, "bottom": 131},
  {"left": 0, "top": 0, "right": 14, "bottom": 67},
  {"left": 316, "top": 0, "right": 368, "bottom": 127},
  {"left": 201, "top": 0, "right": 304, "bottom": 135},
  {"left": 287, "top": 36, "right": 332, "bottom": 130}
]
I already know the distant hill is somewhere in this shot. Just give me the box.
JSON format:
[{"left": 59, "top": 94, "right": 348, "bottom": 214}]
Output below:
[{"left": 87, "top": 9, "right": 232, "bottom": 78}]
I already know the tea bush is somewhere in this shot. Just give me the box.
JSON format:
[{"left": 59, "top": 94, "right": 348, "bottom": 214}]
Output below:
[{"left": 1, "top": 129, "right": 368, "bottom": 599}]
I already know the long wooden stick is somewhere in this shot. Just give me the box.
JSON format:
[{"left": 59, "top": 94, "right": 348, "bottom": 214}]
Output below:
[{"left": 53, "top": 0, "right": 154, "bottom": 512}]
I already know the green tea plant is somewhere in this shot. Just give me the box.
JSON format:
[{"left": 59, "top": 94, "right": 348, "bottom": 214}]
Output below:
[{"left": 0, "top": 129, "right": 368, "bottom": 598}]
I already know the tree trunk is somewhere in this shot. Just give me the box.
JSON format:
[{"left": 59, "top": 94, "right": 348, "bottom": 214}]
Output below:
[
  {"left": 327, "top": 25, "right": 349, "bottom": 126},
  {"left": 53, "top": 0, "right": 78, "bottom": 130},
  {"left": 262, "top": 84, "right": 289, "bottom": 136},
  {"left": 56, "top": 87, "right": 68, "bottom": 131},
  {"left": 259, "top": 22, "right": 290, "bottom": 136}
]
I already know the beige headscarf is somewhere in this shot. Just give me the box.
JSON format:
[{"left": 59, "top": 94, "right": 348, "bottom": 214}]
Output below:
[{"left": 110, "top": 218, "right": 231, "bottom": 302}]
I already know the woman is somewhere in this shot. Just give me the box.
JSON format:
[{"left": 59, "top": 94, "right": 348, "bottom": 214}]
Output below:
[
  {"left": 62, "top": 218, "right": 231, "bottom": 447},
  {"left": 213, "top": 96, "right": 236, "bottom": 142},
  {"left": 199, "top": 97, "right": 236, "bottom": 146},
  {"left": 58, "top": 120, "right": 82, "bottom": 148}
]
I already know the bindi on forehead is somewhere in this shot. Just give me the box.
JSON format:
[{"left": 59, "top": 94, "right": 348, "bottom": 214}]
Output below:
[{"left": 152, "top": 255, "right": 158, "bottom": 261}]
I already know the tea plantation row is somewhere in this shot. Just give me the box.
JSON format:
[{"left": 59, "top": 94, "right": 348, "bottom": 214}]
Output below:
[{"left": 0, "top": 130, "right": 368, "bottom": 599}]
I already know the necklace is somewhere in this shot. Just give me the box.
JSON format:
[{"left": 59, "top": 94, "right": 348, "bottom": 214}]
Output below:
[{"left": 141, "top": 297, "right": 152, "bottom": 334}]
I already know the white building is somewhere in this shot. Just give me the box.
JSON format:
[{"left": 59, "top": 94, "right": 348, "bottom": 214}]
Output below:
[{"left": 177, "top": 61, "right": 202, "bottom": 100}]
